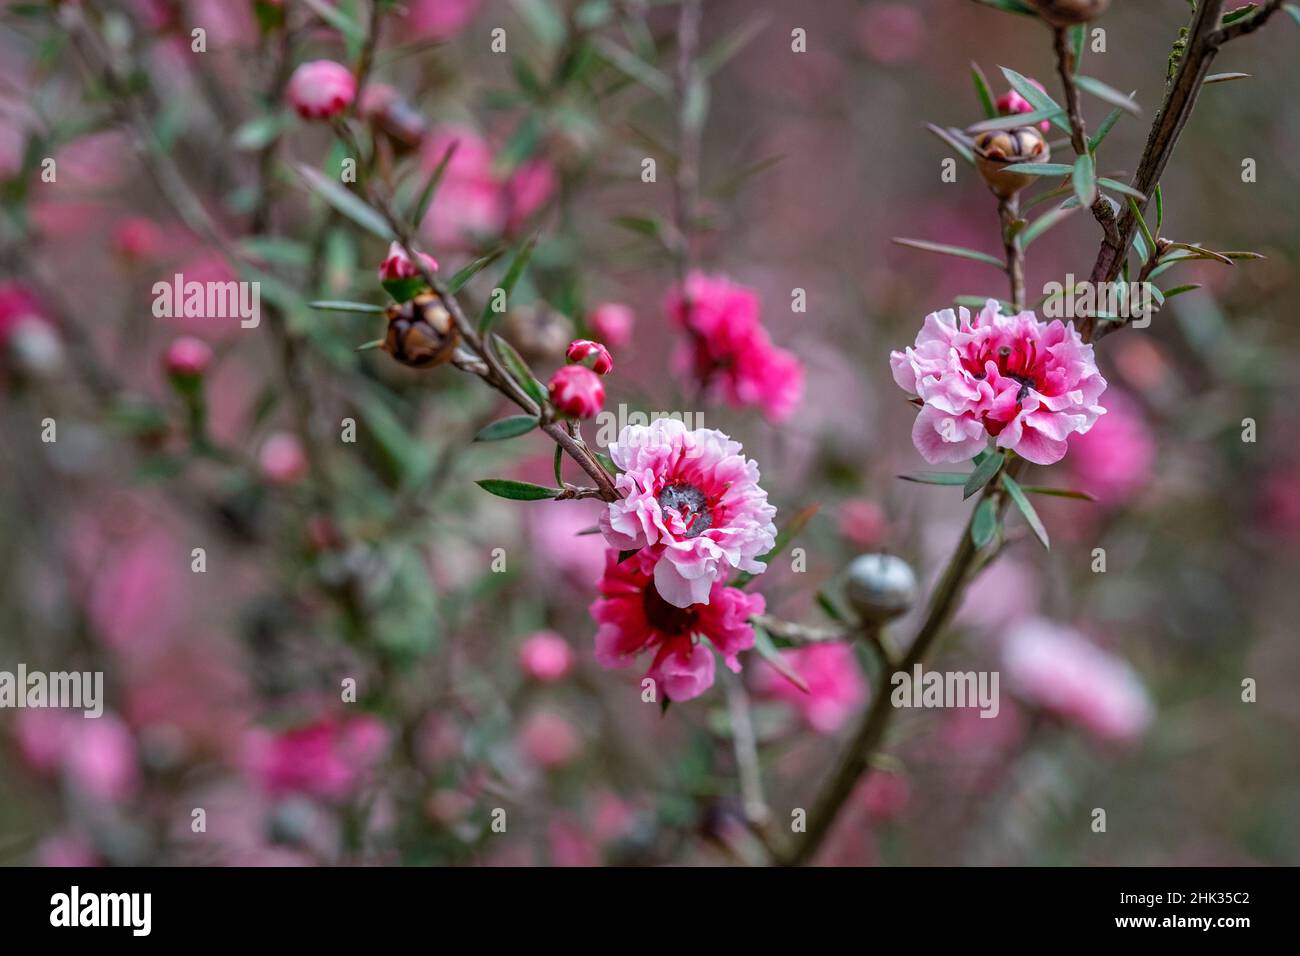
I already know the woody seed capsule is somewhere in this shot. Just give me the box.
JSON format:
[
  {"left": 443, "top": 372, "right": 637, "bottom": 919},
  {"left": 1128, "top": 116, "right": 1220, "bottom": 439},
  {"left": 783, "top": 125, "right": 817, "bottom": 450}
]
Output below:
[
  {"left": 974, "top": 126, "right": 1051, "bottom": 200},
  {"left": 382, "top": 292, "right": 460, "bottom": 368}
]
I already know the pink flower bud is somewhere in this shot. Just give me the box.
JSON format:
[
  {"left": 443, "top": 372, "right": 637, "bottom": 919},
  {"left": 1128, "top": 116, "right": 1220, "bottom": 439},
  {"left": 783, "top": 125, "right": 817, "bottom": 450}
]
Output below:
[
  {"left": 996, "top": 82, "right": 1051, "bottom": 132},
  {"left": 548, "top": 364, "right": 604, "bottom": 419},
  {"left": 588, "top": 302, "right": 634, "bottom": 348},
  {"left": 112, "top": 216, "right": 164, "bottom": 261},
  {"left": 518, "top": 630, "right": 574, "bottom": 682},
  {"left": 378, "top": 240, "right": 438, "bottom": 282},
  {"left": 259, "top": 431, "right": 309, "bottom": 485},
  {"left": 517, "top": 710, "right": 582, "bottom": 769},
  {"left": 286, "top": 60, "right": 356, "bottom": 121},
  {"left": 565, "top": 338, "right": 613, "bottom": 375},
  {"left": 164, "top": 336, "right": 212, "bottom": 378}
]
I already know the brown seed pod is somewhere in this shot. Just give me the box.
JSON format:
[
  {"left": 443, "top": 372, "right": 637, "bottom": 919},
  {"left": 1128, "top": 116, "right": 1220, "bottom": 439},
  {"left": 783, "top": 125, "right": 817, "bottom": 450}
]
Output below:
[
  {"left": 382, "top": 292, "right": 460, "bottom": 368},
  {"left": 974, "top": 126, "right": 1051, "bottom": 200},
  {"left": 1026, "top": 0, "right": 1111, "bottom": 27}
]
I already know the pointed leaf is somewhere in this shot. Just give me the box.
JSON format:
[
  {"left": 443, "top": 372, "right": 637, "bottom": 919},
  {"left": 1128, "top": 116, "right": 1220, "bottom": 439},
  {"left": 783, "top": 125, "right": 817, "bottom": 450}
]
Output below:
[
  {"left": 479, "top": 234, "right": 538, "bottom": 335},
  {"left": 964, "top": 451, "right": 1005, "bottom": 499},
  {"left": 413, "top": 139, "right": 460, "bottom": 229},
  {"left": 447, "top": 248, "right": 506, "bottom": 294},
  {"left": 926, "top": 123, "right": 975, "bottom": 165},
  {"left": 1022, "top": 203, "right": 1079, "bottom": 247},
  {"left": 473, "top": 415, "right": 539, "bottom": 442},
  {"left": 1000, "top": 67, "right": 1071, "bottom": 133},
  {"left": 971, "top": 498, "right": 999, "bottom": 549},
  {"left": 1072, "top": 153, "right": 1097, "bottom": 208},
  {"left": 971, "top": 62, "right": 997, "bottom": 119},
  {"left": 310, "top": 300, "right": 387, "bottom": 314},
  {"left": 1204, "top": 72, "right": 1251, "bottom": 85},
  {"left": 1000, "top": 162, "right": 1075, "bottom": 176},
  {"left": 1019, "top": 486, "right": 1097, "bottom": 501},
  {"left": 475, "top": 478, "right": 561, "bottom": 501},
  {"left": 1075, "top": 75, "right": 1141, "bottom": 115},
  {"left": 1097, "top": 178, "right": 1145, "bottom": 201},
  {"left": 967, "top": 108, "right": 1065, "bottom": 133},
  {"left": 753, "top": 627, "right": 809, "bottom": 694},
  {"left": 892, "top": 238, "right": 1004, "bottom": 268},
  {"left": 1087, "top": 105, "right": 1125, "bottom": 152},
  {"left": 294, "top": 164, "right": 393, "bottom": 241},
  {"left": 1001, "top": 474, "right": 1049, "bottom": 549}
]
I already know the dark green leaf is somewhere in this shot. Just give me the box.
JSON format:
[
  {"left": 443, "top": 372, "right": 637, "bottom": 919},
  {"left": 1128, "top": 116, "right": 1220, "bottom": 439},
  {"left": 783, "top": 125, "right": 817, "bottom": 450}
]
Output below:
[
  {"left": 310, "top": 300, "right": 386, "bottom": 314},
  {"left": 413, "top": 139, "right": 459, "bottom": 229},
  {"left": 971, "top": 498, "right": 999, "bottom": 549},
  {"left": 1087, "top": 105, "right": 1125, "bottom": 152},
  {"left": 475, "top": 478, "right": 561, "bottom": 501},
  {"left": 1019, "top": 486, "right": 1097, "bottom": 501},
  {"left": 1127, "top": 196, "right": 1158, "bottom": 259},
  {"left": 1072, "top": 153, "right": 1097, "bottom": 208},
  {"left": 1161, "top": 283, "right": 1202, "bottom": 300},
  {"left": 972, "top": 1, "right": 1036, "bottom": 18},
  {"left": 492, "top": 334, "right": 549, "bottom": 409},
  {"left": 964, "top": 450, "right": 1005, "bottom": 499},
  {"left": 1153, "top": 184, "right": 1164, "bottom": 232},
  {"left": 447, "top": 248, "right": 505, "bottom": 294},
  {"left": 1022, "top": 204, "right": 1079, "bottom": 247},
  {"left": 473, "top": 416, "right": 538, "bottom": 442},
  {"left": 970, "top": 62, "right": 997, "bottom": 119},
  {"left": 1002, "top": 474, "right": 1050, "bottom": 549},
  {"left": 899, "top": 472, "right": 971, "bottom": 487},
  {"left": 553, "top": 444, "right": 564, "bottom": 487}
]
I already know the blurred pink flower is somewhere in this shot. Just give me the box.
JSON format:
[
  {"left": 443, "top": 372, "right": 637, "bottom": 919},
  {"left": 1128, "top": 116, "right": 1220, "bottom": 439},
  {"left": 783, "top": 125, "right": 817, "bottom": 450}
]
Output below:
[
  {"left": 837, "top": 498, "right": 890, "bottom": 549},
  {"left": 598, "top": 419, "right": 777, "bottom": 608},
  {"left": 63, "top": 713, "right": 140, "bottom": 803},
  {"left": 518, "top": 630, "right": 575, "bottom": 682},
  {"left": 404, "top": 0, "right": 481, "bottom": 40},
  {"left": 34, "top": 832, "right": 100, "bottom": 868},
  {"left": 589, "top": 548, "right": 763, "bottom": 702},
  {"left": 245, "top": 715, "right": 389, "bottom": 800},
  {"left": 549, "top": 817, "right": 600, "bottom": 866},
  {"left": 1002, "top": 618, "right": 1153, "bottom": 743},
  {"left": 891, "top": 300, "right": 1107, "bottom": 465},
  {"left": 111, "top": 216, "right": 164, "bottom": 261},
  {"left": 1065, "top": 388, "right": 1154, "bottom": 506},
  {"left": 857, "top": 770, "right": 912, "bottom": 823},
  {"left": 1258, "top": 470, "right": 1300, "bottom": 538},
  {"left": 259, "top": 431, "right": 308, "bottom": 485},
  {"left": 527, "top": 500, "right": 606, "bottom": 587},
  {"left": 286, "top": 60, "right": 356, "bottom": 120},
  {"left": 855, "top": 2, "right": 926, "bottom": 65},
  {"left": 517, "top": 710, "right": 582, "bottom": 769},
  {"left": 588, "top": 302, "right": 634, "bottom": 348},
  {"left": 164, "top": 336, "right": 212, "bottom": 378},
  {"left": 0, "top": 281, "right": 51, "bottom": 351},
  {"left": 667, "top": 272, "right": 803, "bottom": 421},
  {"left": 86, "top": 528, "right": 184, "bottom": 653},
  {"left": 548, "top": 364, "right": 604, "bottom": 418},
  {"left": 755, "top": 642, "right": 867, "bottom": 734}
]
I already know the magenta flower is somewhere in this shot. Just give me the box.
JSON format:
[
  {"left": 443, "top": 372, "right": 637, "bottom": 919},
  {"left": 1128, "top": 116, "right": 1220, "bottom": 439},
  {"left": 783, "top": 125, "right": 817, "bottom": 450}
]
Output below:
[
  {"left": 548, "top": 364, "right": 605, "bottom": 419},
  {"left": 890, "top": 299, "right": 1106, "bottom": 465},
  {"left": 245, "top": 714, "right": 389, "bottom": 800},
  {"left": 755, "top": 642, "right": 868, "bottom": 734},
  {"left": 667, "top": 272, "right": 803, "bottom": 422},
  {"left": 518, "top": 630, "right": 575, "bottom": 682},
  {"left": 589, "top": 302, "right": 635, "bottom": 348},
  {"left": 377, "top": 240, "right": 438, "bottom": 282},
  {"left": 598, "top": 418, "right": 777, "bottom": 608},
  {"left": 286, "top": 60, "right": 356, "bottom": 121},
  {"left": 566, "top": 338, "right": 614, "bottom": 375},
  {"left": 589, "top": 549, "right": 764, "bottom": 702},
  {"left": 164, "top": 336, "right": 212, "bottom": 378},
  {"left": 1065, "top": 388, "right": 1154, "bottom": 506},
  {"left": 1002, "top": 619, "right": 1153, "bottom": 743}
]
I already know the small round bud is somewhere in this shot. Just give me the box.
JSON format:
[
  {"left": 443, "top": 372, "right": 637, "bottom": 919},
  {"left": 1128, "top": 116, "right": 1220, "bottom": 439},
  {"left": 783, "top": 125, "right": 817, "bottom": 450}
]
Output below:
[
  {"left": 565, "top": 338, "right": 613, "bottom": 375},
  {"left": 259, "top": 431, "right": 309, "bottom": 485},
  {"left": 164, "top": 336, "right": 212, "bottom": 378},
  {"left": 548, "top": 364, "right": 605, "bottom": 419},
  {"left": 286, "top": 60, "right": 356, "bottom": 121},
  {"left": 844, "top": 553, "right": 918, "bottom": 625},
  {"left": 378, "top": 240, "right": 439, "bottom": 303},
  {"left": 974, "top": 126, "right": 1051, "bottom": 200},
  {"left": 1026, "top": 0, "right": 1111, "bottom": 27},
  {"left": 381, "top": 292, "right": 460, "bottom": 368}
]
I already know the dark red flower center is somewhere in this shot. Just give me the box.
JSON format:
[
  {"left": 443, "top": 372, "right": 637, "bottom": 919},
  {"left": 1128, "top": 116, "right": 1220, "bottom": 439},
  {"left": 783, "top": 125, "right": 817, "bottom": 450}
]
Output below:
[
  {"left": 657, "top": 482, "right": 713, "bottom": 538},
  {"left": 642, "top": 580, "right": 700, "bottom": 635}
]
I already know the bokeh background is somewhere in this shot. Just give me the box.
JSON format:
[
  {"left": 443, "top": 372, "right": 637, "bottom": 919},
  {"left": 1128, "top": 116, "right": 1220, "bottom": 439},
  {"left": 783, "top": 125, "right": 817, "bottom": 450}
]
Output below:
[{"left": 1, "top": 0, "right": 1297, "bottom": 866}]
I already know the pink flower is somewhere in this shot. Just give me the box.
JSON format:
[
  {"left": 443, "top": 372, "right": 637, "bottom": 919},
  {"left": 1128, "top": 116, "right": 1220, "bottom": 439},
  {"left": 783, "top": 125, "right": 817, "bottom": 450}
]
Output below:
[
  {"left": 164, "top": 336, "right": 212, "bottom": 378},
  {"left": 667, "top": 272, "right": 803, "bottom": 421},
  {"left": 404, "top": 0, "right": 481, "bottom": 40},
  {"left": 377, "top": 240, "right": 438, "bottom": 281},
  {"left": 112, "top": 216, "right": 164, "bottom": 261},
  {"left": 589, "top": 302, "right": 634, "bottom": 347},
  {"left": 286, "top": 60, "right": 356, "bottom": 120},
  {"left": 548, "top": 364, "right": 604, "bottom": 419},
  {"left": 589, "top": 548, "right": 764, "bottom": 702},
  {"left": 755, "top": 642, "right": 868, "bottom": 733},
  {"left": 259, "top": 431, "right": 308, "bottom": 485},
  {"left": 854, "top": 2, "right": 926, "bottom": 65},
  {"left": 1002, "top": 618, "right": 1153, "bottom": 743},
  {"left": 503, "top": 157, "right": 556, "bottom": 231},
  {"left": 996, "top": 81, "right": 1052, "bottom": 132},
  {"left": 62, "top": 714, "right": 140, "bottom": 803},
  {"left": 1065, "top": 388, "right": 1154, "bottom": 506},
  {"left": 245, "top": 714, "right": 389, "bottom": 800},
  {"left": 598, "top": 418, "right": 777, "bottom": 608},
  {"left": 419, "top": 128, "right": 504, "bottom": 246},
  {"left": 891, "top": 300, "right": 1107, "bottom": 465},
  {"left": 518, "top": 630, "right": 575, "bottom": 682},
  {"left": 517, "top": 710, "right": 582, "bottom": 769},
  {"left": 527, "top": 500, "right": 607, "bottom": 588},
  {"left": 837, "top": 498, "right": 890, "bottom": 549},
  {"left": 0, "top": 281, "right": 50, "bottom": 350},
  {"left": 566, "top": 338, "right": 613, "bottom": 375}
]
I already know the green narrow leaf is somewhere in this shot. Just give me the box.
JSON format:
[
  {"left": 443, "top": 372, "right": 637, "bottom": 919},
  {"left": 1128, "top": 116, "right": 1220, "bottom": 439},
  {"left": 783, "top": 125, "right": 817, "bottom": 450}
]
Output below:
[
  {"left": 1072, "top": 153, "right": 1097, "bottom": 208},
  {"left": 1153, "top": 184, "right": 1164, "bottom": 233},
  {"left": 1127, "top": 196, "right": 1158, "bottom": 260},
  {"left": 892, "top": 238, "right": 1005, "bottom": 268},
  {"left": 1001, "top": 474, "right": 1050, "bottom": 549},
  {"left": 971, "top": 62, "right": 997, "bottom": 120},
  {"left": 700, "top": 16, "right": 769, "bottom": 76},
  {"left": 972, "top": 0, "right": 1036, "bottom": 13},
  {"left": 356, "top": 338, "right": 384, "bottom": 352},
  {"left": 1000, "top": 162, "right": 1075, "bottom": 176},
  {"left": 1000, "top": 66, "right": 1071, "bottom": 133},
  {"left": 1021, "top": 204, "right": 1079, "bottom": 247},
  {"left": 1070, "top": 24, "right": 1086, "bottom": 73},
  {"left": 492, "top": 334, "right": 549, "bottom": 409},
  {"left": 310, "top": 300, "right": 387, "bottom": 314},
  {"left": 1161, "top": 283, "right": 1202, "bottom": 300},
  {"left": 1019, "top": 486, "right": 1097, "bottom": 501},
  {"left": 1222, "top": 3, "right": 1260, "bottom": 25},
  {"left": 1097, "top": 177, "right": 1145, "bottom": 201},
  {"left": 553, "top": 444, "right": 564, "bottom": 487},
  {"left": 1285, "top": 4, "right": 1300, "bottom": 27},
  {"left": 971, "top": 498, "right": 999, "bottom": 549},
  {"left": 475, "top": 478, "right": 561, "bottom": 501},
  {"left": 413, "top": 139, "right": 459, "bottom": 229},
  {"left": 964, "top": 450, "right": 1005, "bottom": 500},
  {"left": 967, "top": 108, "right": 1064, "bottom": 133},
  {"left": 753, "top": 627, "right": 810, "bottom": 694},
  {"left": 593, "top": 38, "right": 672, "bottom": 97},
  {"left": 1075, "top": 75, "right": 1141, "bottom": 115},
  {"left": 926, "top": 123, "right": 975, "bottom": 166},
  {"left": 473, "top": 415, "right": 539, "bottom": 442},
  {"left": 1087, "top": 105, "right": 1124, "bottom": 152},
  {"left": 1203, "top": 72, "right": 1251, "bottom": 85},
  {"left": 446, "top": 248, "right": 505, "bottom": 294},
  {"left": 479, "top": 234, "right": 538, "bottom": 335},
  {"left": 294, "top": 164, "right": 393, "bottom": 240}
]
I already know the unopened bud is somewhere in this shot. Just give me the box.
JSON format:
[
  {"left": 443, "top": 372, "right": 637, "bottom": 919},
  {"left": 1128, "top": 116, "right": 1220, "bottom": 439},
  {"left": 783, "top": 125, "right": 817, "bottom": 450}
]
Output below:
[
  {"left": 382, "top": 292, "right": 460, "bottom": 368},
  {"left": 974, "top": 126, "right": 1050, "bottom": 200},
  {"left": 844, "top": 553, "right": 917, "bottom": 625}
]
